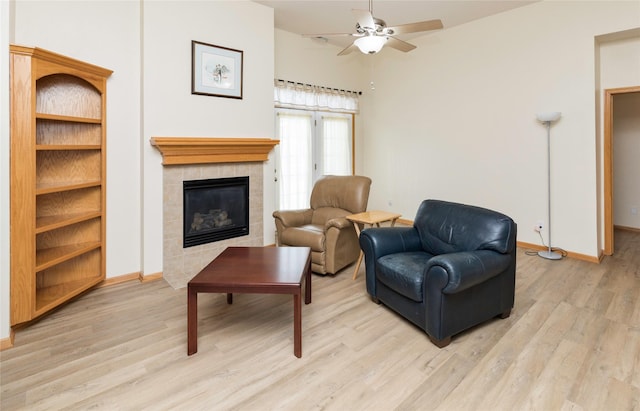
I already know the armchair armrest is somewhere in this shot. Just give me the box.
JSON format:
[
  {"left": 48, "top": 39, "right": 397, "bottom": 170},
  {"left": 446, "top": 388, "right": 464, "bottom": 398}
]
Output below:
[
  {"left": 272, "top": 209, "right": 313, "bottom": 228},
  {"left": 325, "top": 217, "right": 353, "bottom": 230},
  {"left": 426, "top": 250, "right": 512, "bottom": 294}
]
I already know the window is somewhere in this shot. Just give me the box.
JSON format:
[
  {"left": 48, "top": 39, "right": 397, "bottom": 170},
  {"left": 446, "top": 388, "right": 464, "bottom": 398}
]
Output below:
[{"left": 275, "top": 109, "right": 353, "bottom": 210}]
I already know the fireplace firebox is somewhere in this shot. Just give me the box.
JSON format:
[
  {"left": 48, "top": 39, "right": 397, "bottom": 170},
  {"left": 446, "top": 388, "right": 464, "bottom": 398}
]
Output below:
[{"left": 183, "top": 176, "right": 249, "bottom": 248}]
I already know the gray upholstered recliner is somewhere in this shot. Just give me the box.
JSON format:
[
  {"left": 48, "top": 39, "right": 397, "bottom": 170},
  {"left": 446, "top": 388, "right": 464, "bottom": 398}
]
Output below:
[
  {"left": 359, "top": 199, "right": 517, "bottom": 347},
  {"left": 273, "top": 175, "right": 372, "bottom": 275}
]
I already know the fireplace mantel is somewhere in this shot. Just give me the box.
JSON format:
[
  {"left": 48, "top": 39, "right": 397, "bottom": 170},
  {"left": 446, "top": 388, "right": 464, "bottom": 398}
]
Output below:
[{"left": 150, "top": 137, "right": 279, "bottom": 165}]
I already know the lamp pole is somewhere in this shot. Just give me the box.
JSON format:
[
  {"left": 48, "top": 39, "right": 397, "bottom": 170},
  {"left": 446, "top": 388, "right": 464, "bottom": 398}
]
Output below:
[{"left": 537, "top": 112, "right": 562, "bottom": 260}]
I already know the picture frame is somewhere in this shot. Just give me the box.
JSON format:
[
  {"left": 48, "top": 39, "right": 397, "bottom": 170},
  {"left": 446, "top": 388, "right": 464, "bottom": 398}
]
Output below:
[{"left": 191, "top": 40, "right": 243, "bottom": 99}]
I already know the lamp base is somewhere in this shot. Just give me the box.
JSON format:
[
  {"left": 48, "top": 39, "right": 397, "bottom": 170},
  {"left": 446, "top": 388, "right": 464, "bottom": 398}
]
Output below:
[{"left": 538, "top": 250, "right": 563, "bottom": 260}]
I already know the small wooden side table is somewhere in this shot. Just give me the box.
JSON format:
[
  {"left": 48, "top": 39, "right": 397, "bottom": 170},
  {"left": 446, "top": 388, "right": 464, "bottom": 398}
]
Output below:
[{"left": 346, "top": 210, "right": 402, "bottom": 280}]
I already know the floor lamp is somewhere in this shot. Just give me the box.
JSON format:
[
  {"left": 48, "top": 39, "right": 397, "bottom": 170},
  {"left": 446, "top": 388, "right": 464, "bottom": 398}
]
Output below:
[{"left": 537, "top": 111, "right": 562, "bottom": 260}]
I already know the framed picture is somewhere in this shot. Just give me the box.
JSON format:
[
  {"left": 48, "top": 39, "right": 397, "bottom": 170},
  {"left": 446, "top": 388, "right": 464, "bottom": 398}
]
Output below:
[{"left": 191, "top": 40, "right": 243, "bottom": 99}]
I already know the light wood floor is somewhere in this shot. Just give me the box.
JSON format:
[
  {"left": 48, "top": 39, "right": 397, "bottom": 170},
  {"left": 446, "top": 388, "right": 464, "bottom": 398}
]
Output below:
[{"left": 1, "top": 230, "right": 639, "bottom": 410}]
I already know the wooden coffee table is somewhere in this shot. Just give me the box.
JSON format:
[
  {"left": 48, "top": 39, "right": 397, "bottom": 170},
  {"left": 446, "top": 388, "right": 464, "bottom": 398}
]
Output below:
[{"left": 187, "top": 246, "right": 312, "bottom": 358}]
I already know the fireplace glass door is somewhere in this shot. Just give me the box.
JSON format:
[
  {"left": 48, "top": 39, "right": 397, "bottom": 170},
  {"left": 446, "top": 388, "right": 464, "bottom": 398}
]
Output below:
[{"left": 183, "top": 176, "right": 249, "bottom": 247}]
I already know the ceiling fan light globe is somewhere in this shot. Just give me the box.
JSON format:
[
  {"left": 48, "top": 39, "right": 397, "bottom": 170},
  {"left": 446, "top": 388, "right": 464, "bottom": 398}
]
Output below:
[{"left": 355, "top": 36, "right": 387, "bottom": 54}]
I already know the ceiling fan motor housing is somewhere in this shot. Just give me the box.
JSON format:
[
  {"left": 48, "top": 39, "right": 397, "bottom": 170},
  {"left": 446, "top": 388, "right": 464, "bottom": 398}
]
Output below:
[{"left": 357, "top": 17, "right": 388, "bottom": 35}]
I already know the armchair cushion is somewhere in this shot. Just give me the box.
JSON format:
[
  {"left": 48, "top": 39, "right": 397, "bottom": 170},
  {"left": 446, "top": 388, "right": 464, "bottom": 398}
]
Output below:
[
  {"left": 310, "top": 178, "right": 370, "bottom": 213},
  {"left": 312, "top": 207, "right": 351, "bottom": 226},
  {"left": 377, "top": 251, "right": 432, "bottom": 303},
  {"left": 414, "top": 199, "right": 516, "bottom": 255},
  {"left": 281, "top": 224, "right": 325, "bottom": 251}
]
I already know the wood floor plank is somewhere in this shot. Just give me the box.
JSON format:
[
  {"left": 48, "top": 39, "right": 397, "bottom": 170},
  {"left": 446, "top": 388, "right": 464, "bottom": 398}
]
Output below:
[
  {"left": 433, "top": 298, "right": 560, "bottom": 411},
  {"left": 568, "top": 320, "right": 631, "bottom": 407},
  {"left": 475, "top": 302, "right": 580, "bottom": 410},
  {"left": 1, "top": 230, "right": 638, "bottom": 410},
  {"left": 518, "top": 338, "right": 589, "bottom": 410},
  {"left": 603, "top": 376, "right": 640, "bottom": 410},
  {"left": 394, "top": 353, "right": 473, "bottom": 410}
]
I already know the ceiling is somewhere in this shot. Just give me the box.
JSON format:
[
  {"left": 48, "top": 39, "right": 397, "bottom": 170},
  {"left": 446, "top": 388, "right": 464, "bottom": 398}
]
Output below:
[{"left": 256, "top": 0, "right": 537, "bottom": 51}]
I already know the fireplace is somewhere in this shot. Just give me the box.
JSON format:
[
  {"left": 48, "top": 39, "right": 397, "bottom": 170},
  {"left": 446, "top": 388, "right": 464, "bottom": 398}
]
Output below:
[
  {"left": 183, "top": 176, "right": 249, "bottom": 248},
  {"left": 153, "top": 137, "right": 278, "bottom": 288}
]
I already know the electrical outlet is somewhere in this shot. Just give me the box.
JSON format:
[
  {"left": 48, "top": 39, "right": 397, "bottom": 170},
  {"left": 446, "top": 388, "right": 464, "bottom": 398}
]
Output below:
[
  {"left": 534, "top": 220, "right": 544, "bottom": 232},
  {"left": 632, "top": 207, "right": 638, "bottom": 216}
]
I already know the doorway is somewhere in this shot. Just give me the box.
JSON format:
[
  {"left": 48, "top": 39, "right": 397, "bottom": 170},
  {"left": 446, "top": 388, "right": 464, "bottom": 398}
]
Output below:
[{"left": 603, "top": 86, "right": 640, "bottom": 255}]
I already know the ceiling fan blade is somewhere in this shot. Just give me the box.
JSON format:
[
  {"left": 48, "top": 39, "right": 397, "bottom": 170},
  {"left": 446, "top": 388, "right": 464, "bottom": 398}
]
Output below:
[
  {"left": 386, "top": 37, "right": 417, "bottom": 53},
  {"left": 352, "top": 9, "right": 375, "bottom": 30},
  {"left": 386, "top": 19, "right": 443, "bottom": 35},
  {"left": 302, "top": 32, "right": 358, "bottom": 38},
  {"left": 337, "top": 42, "right": 358, "bottom": 56}
]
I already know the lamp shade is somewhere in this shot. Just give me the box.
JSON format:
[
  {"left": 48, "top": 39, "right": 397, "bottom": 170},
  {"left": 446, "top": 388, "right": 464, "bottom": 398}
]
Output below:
[
  {"left": 536, "top": 112, "right": 561, "bottom": 122},
  {"left": 355, "top": 36, "right": 388, "bottom": 54}
]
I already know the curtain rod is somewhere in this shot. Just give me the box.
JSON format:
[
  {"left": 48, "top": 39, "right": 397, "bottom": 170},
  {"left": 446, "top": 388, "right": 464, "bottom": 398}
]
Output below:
[{"left": 276, "top": 79, "right": 362, "bottom": 95}]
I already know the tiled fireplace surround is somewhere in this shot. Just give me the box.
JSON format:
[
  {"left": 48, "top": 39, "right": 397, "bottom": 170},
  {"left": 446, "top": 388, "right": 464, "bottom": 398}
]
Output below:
[{"left": 151, "top": 137, "right": 278, "bottom": 289}]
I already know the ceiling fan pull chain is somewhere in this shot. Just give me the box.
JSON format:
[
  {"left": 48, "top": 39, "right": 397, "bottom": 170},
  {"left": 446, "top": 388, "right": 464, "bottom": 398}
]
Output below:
[{"left": 370, "top": 58, "right": 376, "bottom": 91}]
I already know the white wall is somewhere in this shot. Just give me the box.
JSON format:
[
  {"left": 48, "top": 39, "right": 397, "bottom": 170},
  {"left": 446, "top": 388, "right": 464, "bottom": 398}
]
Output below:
[
  {"left": 141, "top": 1, "right": 274, "bottom": 275},
  {"left": 274, "top": 29, "right": 365, "bottom": 91},
  {"left": 0, "top": 0, "right": 12, "bottom": 343},
  {"left": 599, "top": 33, "right": 640, "bottom": 89},
  {"left": 360, "top": 1, "right": 639, "bottom": 258}
]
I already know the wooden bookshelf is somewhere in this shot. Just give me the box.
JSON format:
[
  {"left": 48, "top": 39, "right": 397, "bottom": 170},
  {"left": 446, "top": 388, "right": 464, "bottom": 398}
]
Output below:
[{"left": 9, "top": 45, "right": 112, "bottom": 325}]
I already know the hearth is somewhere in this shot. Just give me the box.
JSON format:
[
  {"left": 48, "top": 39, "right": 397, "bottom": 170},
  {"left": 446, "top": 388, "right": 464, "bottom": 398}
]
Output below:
[{"left": 183, "top": 176, "right": 249, "bottom": 248}]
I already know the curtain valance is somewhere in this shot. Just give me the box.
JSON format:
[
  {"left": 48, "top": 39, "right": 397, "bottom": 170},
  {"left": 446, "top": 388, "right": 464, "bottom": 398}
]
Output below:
[{"left": 274, "top": 79, "right": 359, "bottom": 114}]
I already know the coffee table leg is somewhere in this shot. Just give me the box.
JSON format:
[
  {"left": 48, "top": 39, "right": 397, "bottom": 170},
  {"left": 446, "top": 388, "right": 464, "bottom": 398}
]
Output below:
[
  {"left": 294, "top": 291, "right": 302, "bottom": 358},
  {"left": 304, "top": 263, "right": 312, "bottom": 304},
  {"left": 187, "top": 286, "right": 198, "bottom": 356}
]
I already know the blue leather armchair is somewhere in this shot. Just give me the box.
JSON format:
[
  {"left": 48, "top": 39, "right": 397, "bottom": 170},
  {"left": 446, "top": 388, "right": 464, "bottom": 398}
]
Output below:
[{"left": 359, "top": 199, "right": 517, "bottom": 347}]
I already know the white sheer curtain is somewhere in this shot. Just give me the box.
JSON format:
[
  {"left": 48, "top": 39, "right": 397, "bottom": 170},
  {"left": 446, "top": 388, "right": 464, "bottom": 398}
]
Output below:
[
  {"left": 321, "top": 115, "right": 351, "bottom": 175},
  {"left": 274, "top": 80, "right": 359, "bottom": 114},
  {"left": 277, "top": 111, "right": 313, "bottom": 210}
]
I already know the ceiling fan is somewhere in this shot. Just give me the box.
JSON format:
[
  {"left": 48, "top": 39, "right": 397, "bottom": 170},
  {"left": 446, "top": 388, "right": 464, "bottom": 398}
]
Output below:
[{"left": 303, "top": 0, "right": 443, "bottom": 56}]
